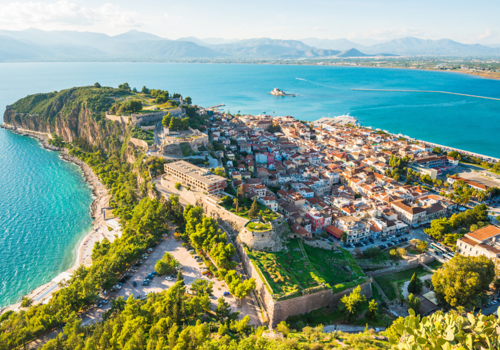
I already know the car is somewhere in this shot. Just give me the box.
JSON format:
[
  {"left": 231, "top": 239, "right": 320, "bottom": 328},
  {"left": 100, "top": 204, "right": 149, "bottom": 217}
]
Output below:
[
  {"left": 142, "top": 281, "right": 149, "bottom": 286},
  {"left": 368, "top": 238, "right": 374, "bottom": 244},
  {"left": 132, "top": 281, "right": 137, "bottom": 287},
  {"left": 223, "top": 291, "right": 230, "bottom": 296},
  {"left": 165, "top": 276, "right": 173, "bottom": 281},
  {"left": 381, "top": 238, "right": 387, "bottom": 242},
  {"left": 493, "top": 300, "right": 499, "bottom": 305},
  {"left": 98, "top": 303, "right": 103, "bottom": 308},
  {"left": 102, "top": 300, "right": 108, "bottom": 304}
]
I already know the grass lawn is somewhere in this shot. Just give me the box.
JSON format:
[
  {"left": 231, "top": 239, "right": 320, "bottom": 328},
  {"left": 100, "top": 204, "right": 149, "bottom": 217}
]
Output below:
[
  {"left": 246, "top": 222, "right": 271, "bottom": 232},
  {"left": 221, "top": 198, "right": 278, "bottom": 222},
  {"left": 304, "top": 245, "right": 367, "bottom": 293},
  {"left": 247, "top": 240, "right": 366, "bottom": 297},
  {"left": 426, "top": 260, "right": 444, "bottom": 270},
  {"left": 374, "top": 266, "right": 431, "bottom": 301}
]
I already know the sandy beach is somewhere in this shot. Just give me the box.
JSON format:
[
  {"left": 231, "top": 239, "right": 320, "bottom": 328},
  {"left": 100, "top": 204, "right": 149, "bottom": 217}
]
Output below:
[{"left": 0, "top": 124, "right": 121, "bottom": 313}]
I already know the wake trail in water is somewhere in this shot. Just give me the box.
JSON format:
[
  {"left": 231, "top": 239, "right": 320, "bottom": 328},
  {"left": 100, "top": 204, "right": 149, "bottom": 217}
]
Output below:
[{"left": 295, "top": 77, "right": 337, "bottom": 89}]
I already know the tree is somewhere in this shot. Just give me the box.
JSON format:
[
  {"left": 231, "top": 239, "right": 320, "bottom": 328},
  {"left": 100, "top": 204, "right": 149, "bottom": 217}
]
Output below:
[
  {"left": 213, "top": 167, "right": 226, "bottom": 177},
  {"left": 389, "top": 249, "right": 400, "bottom": 260},
  {"left": 185, "top": 96, "right": 192, "bottom": 105},
  {"left": 118, "top": 82, "right": 131, "bottom": 91},
  {"left": 397, "top": 247, "right": 407, "bottom": 257},
  {"left": 340, "top": 232, "right": 348, "bottom": 243},
  {"left": 276, "top": 321, "right": 290, "bottom": 337},
  {"left": 155, "top": 252, "right": 179, "bottom": 275},
  {"left": 233, "top": 198, "right": 239, "bottom": 213},
  {"left": 407, "top": 273, "right": 423, "bottom": 294},
  {"left": 169, "top": 116, "right": 182, "bottom": 131},
  {"left": 248, "top": 198, "right": 259, "bottom": 219},
  {"left": 175, "top": 182, "right": 181, "bottom": 190},
  {"left": 237, "top": 185, "right": 245, "bottom": 200},
  {"left": 94, "top": 82, "right": 101, "bottom": 88},
  {"left": 177, "top": 269, "right": 185, "bottom": 286},
  {"left": 340, "top": 285, "right": 366, "bottom": 321},
  {"left": 216, "top": 297, "right": 231, "bottom": 323},
  {"left": 407, "top": 293, "right": 421, "bottom": 314},
  {"left": 162, "top": 112, "right": 172, "bottom": 128},
  {"left": 141, "top": 86, "right": 150, "bottom": 94},
  {"left": 20, "top": 297, "right": 32, "bottom": 308},
  {"left": 432, "top": 255, "right": 495, "bottom": 308},
  {"left": 366, "top": 299, "right": 378, "bottom": 320},
  {"left": 190, "top": 279, "right": 213, "bottom": 296}
]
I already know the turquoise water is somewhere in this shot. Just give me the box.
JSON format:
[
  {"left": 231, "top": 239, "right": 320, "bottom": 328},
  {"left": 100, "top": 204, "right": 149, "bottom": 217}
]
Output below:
[
  {"left": 0, "top": 62, "right": 500, "bottom": 307},
  {"left": 0, "top": 129, "right": 93, "bottom": 307}
]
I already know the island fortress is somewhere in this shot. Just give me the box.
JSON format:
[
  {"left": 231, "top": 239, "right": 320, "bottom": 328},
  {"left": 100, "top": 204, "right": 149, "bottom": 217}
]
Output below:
[{"left": 270, "top": 88, "right": 298, "bottom": 97}]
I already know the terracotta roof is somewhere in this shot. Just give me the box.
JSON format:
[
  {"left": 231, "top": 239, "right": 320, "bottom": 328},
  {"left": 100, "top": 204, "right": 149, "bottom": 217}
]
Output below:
[
  {"left": 459, "top": 236, "right": 478, "bottom": 247},
  {"left": 466, "top": 225, "right": 500, "bottom": 242},
  {"left": 477, "top": 243, "right": 500, "bottom": 255},
  {"left": 326, "top": 225, "right": 343, "bottom": 239}
]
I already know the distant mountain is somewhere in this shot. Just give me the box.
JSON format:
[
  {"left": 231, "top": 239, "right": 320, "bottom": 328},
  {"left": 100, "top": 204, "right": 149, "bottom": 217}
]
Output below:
[
  {"left": 112, "top": 29, "right": 164, "bottom": 42},
  {"left": 336, "top": 48, "right": 369, "bottom": 57},
  {"left": 0, "top": 29, "right": 499, "bottom": 61},
  {"left": 177, "top": 37, "right": 236, "bottom": 46},
  {"left": 362, "top": 37, "right": 500, "bottom": 56},
  {"left": 301, "top": 38, "right": 365, "bottom": 51},
  {"left": 209, "top": 38, "right": 312, "bottom": 57},
  {"left": 278, "top": 49, "right": 341, "bottom": 59}
]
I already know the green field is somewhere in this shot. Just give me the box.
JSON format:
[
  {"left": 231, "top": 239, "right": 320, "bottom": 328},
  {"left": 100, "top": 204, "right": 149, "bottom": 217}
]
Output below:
[
  {"left": 426, "top": 260, "right": 444, "bottom": 270},
  {"left": 247, "top": 239, "right": 366, "bottom": 297},
  {"left": 246, "top": 222, "right": 271, "bottom": 232},
  {"left": 374, "top": 266, "right": 431, "bottom": 301}
]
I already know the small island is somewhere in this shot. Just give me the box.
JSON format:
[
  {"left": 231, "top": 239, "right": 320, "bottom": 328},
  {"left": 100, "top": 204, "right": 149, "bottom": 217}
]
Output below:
[{"left": 269, "top": 88, "right": 298, "bottom": 97}]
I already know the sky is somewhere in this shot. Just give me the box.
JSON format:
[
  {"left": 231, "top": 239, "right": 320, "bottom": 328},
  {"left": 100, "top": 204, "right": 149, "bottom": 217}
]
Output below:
[{"left": 0, "top": 0, "right": 499, "bottom": 45}]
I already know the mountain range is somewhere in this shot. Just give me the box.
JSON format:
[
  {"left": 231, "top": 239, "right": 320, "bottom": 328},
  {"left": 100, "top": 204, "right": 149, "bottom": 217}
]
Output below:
[{"left": 0, "top": 28, "right": 499, "bottom": 62}]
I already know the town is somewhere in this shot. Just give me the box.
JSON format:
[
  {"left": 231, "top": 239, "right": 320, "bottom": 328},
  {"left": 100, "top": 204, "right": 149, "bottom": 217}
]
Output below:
[{"left": 147, "top": 102, "right": 500, "bottom": 329}]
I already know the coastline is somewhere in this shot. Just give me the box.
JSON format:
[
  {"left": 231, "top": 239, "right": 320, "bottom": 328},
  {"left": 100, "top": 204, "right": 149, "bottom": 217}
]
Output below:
[{"left": 0, "top": 124, "right": 119, "bottom": 314}]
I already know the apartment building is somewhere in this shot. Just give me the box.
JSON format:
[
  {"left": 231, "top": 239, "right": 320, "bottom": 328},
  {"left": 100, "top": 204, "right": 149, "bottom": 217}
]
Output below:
[
  {"left": 164, "top": 161, "right": 227, "bottom": 194},
  {"left": 457, "top": 225, "right": 500, "bottom": 259}
]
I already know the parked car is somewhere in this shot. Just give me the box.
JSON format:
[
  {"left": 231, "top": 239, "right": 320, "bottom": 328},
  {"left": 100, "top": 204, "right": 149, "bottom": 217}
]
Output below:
[
  {"left": 223, "top": 291, "right": 230, "bottom": 296},
  {"left": 132, "top": 281, "right": 137, "bottom": 287},
  {"left": 142, "top": 281, "right": 149, "bottom": 286}
]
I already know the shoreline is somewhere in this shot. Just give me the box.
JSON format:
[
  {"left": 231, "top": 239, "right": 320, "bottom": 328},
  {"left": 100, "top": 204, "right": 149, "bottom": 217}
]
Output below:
[{"left": 0, "top": 123, "right": 119, "bottom": 314}]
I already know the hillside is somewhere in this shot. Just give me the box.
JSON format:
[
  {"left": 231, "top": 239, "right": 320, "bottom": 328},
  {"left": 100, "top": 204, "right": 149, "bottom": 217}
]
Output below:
[{"left": 3, "top": 86, "right": 130, "bottom": 147}]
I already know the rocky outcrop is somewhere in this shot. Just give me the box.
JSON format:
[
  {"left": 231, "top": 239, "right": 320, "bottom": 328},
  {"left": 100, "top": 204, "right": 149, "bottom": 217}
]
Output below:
[{"left": 3, "top": 89, "right": 124, "bottom": 150}]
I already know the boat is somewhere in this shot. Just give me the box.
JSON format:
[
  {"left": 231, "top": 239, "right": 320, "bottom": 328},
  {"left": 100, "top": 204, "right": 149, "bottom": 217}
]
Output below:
[{"left": 269, "top": 88, "right": 298, "bottom": 97}]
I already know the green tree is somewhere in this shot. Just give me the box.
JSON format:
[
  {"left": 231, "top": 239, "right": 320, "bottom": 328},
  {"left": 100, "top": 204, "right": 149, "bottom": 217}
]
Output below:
[
  {"left": 432, "top": 255, "right": 495, "bottom": 308},
  {"left": 216, "top": 297, "right": 232, "bottom": 324},
  {"left": 340, "top": 232, "right": 348, "bottom": 243},
  {"left": 340, "top": 285, "right": 366, "bottom": 321},
  {"left": 248, "top": 198, "right": 259, "bottom": 219},
  {"left": 177, "top": 269, "right": 185, "bottom": 286},
  {"left": 190, "top": 279, "right": 213, "bottom": 296},
  {"left": 175, "top": 182, "right": 181, "bottom": 190},
  {"left": 237, "top": 185, "right": 245, "bottom": 200},
  {"left": 213, "top": 167, "right": 226, "bottom": 177},
  {"left": 141, "top": 86, "right": 150, "bottom": 94},
  {"left": 155, "top": 252, "right": 180, "bottom": 275},
  {"left": 169, "top": 116, "right": 182, "bottom": 131},
  {"left": 94, "top": 82, "right": 101, "bottom": 88},
  {"left": 20, "top": 297, "right": 32, "bottom": 308},
  {"left": 162, "top": 112, "right": 172, "bottom": 128},
  {"left": 407, "top": 273, "right": 423, "bottom": 295},
  {"left": 118, "top": 82, "right": 131, "bottom": 91},
  {"left": 407, "top": 293, "right": 421, "bottom": 314},
  {"left": 185, "top": 96, "right": 192, "bottom": 105},
  {"left": 366, "top": 299, "right": 378, "bottom": 320}
]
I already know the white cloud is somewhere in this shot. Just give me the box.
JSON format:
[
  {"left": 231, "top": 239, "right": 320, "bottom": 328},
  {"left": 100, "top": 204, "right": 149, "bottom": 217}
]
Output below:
[
  {"left": 347, "top": 28, "right": 426, "bottom": 41},
  {"left": 0, "top": 1, "right": 142, "bottom": 29},
  {"left": 477, "top": 30, "right": 497, "bottom": 41}
]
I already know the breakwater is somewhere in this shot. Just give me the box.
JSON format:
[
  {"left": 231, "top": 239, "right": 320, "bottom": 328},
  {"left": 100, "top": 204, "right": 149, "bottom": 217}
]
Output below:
[{"left": 352, "top": 89, "right": 500, "bottom": 101}]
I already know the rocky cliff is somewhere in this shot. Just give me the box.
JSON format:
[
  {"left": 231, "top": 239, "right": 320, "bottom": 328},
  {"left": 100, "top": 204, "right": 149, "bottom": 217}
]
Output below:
[{"left": 3, "top": 86, "right": 127, "bottom": 149}]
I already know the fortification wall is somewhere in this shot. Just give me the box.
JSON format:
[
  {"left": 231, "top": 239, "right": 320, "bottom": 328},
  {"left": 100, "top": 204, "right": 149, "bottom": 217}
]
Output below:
[
  {"left": 235, "top": 236, "right": 372, "bottom": 328},
  {"left": 129, "top": 138, "right": 149, "bottom": 151},
  {"left": 105, "top": 114, "right": 131, "bottom": 124},
  {"left": 303, "top": 239, "right": 336, "bottom": 251},
  {"left": 239, "top": 227, "right": 283, "bottom": 252},
  {"left": 270, "top": 280, "right": 372, "bottom": 327}
]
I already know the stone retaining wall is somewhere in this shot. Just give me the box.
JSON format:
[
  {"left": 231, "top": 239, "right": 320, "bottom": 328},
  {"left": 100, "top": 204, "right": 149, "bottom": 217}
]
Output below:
[
  {"left": 234, "top": 237, "right": 372, "bottom": 328},
  {"left": 129, "top": 138, "right": 149, "bottom": 151}
]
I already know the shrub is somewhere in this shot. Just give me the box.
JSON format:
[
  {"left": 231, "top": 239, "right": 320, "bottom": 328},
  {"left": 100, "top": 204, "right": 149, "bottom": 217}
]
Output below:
[{"left": 174, "top": 182, "right": 181, "bottom": 190}]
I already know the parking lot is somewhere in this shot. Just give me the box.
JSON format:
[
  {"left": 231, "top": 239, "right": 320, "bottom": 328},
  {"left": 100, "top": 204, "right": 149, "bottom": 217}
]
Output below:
[
  {"left": 340, "top": 231, "right": 414, "bottom": 251},
  {"left": 82, "top": 234, "right": 262, "bottom": 326}
]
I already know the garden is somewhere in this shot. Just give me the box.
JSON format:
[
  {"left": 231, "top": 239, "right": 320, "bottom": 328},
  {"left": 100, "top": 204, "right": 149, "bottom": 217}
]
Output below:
[
  {"left": 373, "top": 266, "right": 431, "bottom": 301},
  {"left": 246, "top": 239, "right": 366, "bottom": 297}
]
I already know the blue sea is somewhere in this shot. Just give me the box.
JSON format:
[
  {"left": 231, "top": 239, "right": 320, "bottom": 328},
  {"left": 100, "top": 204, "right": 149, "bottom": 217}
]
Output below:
[{"left": 1, "top": 62, "right": 500, "bottom": 307}]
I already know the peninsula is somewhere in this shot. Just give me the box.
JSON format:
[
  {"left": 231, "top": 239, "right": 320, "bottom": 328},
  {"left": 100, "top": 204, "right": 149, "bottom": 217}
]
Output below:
[{"left": 1, "top": 83, "right": 500, "bottom": 350}]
